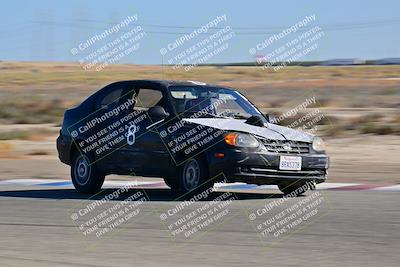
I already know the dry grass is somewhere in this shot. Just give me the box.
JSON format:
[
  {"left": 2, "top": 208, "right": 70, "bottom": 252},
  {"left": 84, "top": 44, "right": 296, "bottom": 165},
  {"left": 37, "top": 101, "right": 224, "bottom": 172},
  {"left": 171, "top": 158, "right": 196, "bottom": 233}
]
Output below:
[
  {"left": 0, "top": 128, "right": 55, "bottom": 141},
  {"left": 0, "top": 61, "right": 399, "bottom": 136},
  {"left": 1, "top": 61, "right": 399, "bottom": 91},
  {"left": 0, "top": 142, "right": 14, "bottom": 158},
  {"left": 0, "top": 93, "right": 76, "bottom": 124}
]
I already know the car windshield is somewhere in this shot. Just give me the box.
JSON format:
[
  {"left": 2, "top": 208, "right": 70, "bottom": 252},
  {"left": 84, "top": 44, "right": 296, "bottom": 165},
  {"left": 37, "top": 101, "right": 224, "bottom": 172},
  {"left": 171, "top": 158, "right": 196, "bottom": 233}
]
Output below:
[{"left": 169, "top": 86, "right": 263, "bottom": 119}]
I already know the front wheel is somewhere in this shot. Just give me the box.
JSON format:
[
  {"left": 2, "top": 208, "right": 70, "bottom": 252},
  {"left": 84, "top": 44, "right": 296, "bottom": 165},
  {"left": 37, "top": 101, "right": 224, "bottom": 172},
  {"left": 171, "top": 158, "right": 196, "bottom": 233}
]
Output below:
[
  {"left": 178, "top": 156, "right": 213, "bottom": 195},
  {"left": 71, "top": 153, "right": 105, "bottom": 194}
]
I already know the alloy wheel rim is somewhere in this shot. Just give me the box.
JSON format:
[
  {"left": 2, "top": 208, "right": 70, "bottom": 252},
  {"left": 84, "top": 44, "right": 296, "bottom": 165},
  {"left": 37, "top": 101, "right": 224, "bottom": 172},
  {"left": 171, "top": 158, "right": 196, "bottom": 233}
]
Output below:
[
  {"left": 75, "top": 156, "right": 91, "bottom": 185},
  {"left": 183, "top": 159, "right": 200, "bottom": 190}
]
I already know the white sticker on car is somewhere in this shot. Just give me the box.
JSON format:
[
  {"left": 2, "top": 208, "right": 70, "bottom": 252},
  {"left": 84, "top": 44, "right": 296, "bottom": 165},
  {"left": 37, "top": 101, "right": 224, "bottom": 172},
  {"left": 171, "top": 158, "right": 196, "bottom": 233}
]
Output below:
[{"left": 127, "top": 124, "right": 137, "bottom": 145}]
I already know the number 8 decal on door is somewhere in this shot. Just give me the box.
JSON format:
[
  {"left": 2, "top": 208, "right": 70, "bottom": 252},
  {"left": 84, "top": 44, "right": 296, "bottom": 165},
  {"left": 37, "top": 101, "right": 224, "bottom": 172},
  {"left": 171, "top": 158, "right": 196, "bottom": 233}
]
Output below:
[{"left": 127, "top": 124, "right": 137, "bottom": 145}]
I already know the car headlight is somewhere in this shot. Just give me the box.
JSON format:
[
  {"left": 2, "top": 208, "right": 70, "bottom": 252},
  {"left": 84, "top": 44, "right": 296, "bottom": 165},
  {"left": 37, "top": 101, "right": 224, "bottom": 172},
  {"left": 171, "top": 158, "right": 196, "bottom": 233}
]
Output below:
[
  {"left": 224, "top": 133, "right": 259, "bottom": 148},
  {"left": 312, "top": 137, "right": 326, "bottom": 152}
]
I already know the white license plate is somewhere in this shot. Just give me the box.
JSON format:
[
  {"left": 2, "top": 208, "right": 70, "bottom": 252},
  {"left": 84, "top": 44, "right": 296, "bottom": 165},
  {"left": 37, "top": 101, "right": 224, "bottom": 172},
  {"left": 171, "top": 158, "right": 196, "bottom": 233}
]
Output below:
[{"left": 279, "top": 156, "right": 302, "bottom": 170}]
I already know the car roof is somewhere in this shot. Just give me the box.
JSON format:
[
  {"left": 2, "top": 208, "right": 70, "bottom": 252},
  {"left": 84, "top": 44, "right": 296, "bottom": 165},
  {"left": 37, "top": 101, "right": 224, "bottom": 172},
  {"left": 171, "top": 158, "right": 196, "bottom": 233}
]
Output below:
[
  {"left": 114, "top": 79, "right": 217, "bottom": 88},
  {"left": 83, "top": 80, "right": 230, "bottom": 107}
]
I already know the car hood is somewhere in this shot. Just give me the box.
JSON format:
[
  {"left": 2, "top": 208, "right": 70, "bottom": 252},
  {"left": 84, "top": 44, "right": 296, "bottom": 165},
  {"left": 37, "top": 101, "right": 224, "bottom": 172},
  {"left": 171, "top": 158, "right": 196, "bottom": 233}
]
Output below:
[{"left": 182, "top": 118, "right": 314, "bottom": 143}]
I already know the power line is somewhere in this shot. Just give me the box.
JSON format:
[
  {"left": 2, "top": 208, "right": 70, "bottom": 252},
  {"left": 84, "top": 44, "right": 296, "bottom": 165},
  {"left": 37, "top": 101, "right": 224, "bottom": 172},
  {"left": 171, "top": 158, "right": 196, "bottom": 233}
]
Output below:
[
  {"left": 26, "top": 18, "right": 400, "bottom": 37},
  {"left": 72, "top": 17, "right": 400, "bottom": 31}
]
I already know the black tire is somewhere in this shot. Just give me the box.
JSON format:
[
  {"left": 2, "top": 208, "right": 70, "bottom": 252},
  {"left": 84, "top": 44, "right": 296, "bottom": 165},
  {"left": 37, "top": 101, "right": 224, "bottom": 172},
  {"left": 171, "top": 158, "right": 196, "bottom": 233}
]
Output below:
[
  {"left": 278, "top": 181, "right": 309, "bottom": 196},
  {"left": 178, "top": 156, "right": 213, "bottom": 195},
  {"left": 71, "top": 152, "right": 105, "bottom": 194},
  {"left": 163, "top": 177, "right": 179, "bottom": 191}
]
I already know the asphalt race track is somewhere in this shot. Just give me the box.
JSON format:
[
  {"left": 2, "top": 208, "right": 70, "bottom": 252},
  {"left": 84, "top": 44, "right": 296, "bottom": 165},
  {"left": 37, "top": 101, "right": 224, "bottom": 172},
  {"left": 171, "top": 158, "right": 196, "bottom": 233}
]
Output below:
[{"left": 0, "top": 182, "right": 399, "bottom": 267}]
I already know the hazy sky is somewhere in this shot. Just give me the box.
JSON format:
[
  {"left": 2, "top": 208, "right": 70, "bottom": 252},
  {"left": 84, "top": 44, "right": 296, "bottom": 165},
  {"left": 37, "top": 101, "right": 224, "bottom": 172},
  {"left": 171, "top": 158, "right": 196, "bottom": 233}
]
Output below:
[{"left": 1, "top": 0, "right": 399, "bottom": 64}]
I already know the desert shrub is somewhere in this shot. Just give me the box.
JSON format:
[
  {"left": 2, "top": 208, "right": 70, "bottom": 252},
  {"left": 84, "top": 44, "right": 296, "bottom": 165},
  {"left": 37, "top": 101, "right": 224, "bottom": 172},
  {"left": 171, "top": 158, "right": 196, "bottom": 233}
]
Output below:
[{"left": 0, "top": 95, "right": 69, "bottom": 124}]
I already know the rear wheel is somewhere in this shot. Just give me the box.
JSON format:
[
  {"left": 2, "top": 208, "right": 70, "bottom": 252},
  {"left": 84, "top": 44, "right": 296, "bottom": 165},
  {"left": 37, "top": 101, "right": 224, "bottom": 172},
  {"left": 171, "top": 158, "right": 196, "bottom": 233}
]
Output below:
[
  {"left": 278, "top": 181, "right": 309, "bottom": 196},
  {"left": 71, "top": 153, "right": 105, "bottom": 194}
]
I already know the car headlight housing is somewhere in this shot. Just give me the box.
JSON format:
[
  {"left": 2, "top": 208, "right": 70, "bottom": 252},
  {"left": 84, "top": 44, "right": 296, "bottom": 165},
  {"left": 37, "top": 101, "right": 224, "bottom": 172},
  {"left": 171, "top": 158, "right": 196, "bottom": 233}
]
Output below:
[
  {"left": 224, "top": 133, "right": 259, "bottom": 148},
  {"left": 312, "top": 137, "right": 326, "bottom": 152}
]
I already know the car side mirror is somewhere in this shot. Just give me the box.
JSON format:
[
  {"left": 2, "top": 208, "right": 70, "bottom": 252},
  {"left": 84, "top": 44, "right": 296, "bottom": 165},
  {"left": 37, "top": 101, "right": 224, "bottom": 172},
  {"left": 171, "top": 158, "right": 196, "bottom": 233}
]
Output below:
[
  {"left": 148, "top": 106, "right": 169, "bottom": 120},
  {"left": 265, "top": 113, "right": 277, "bottom": 124}
]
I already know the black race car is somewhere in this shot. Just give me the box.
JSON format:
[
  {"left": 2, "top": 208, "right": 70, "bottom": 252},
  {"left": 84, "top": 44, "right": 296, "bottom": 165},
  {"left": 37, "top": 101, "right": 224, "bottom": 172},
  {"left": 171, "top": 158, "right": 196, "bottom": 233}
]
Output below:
[{"left": 57, "top": 80, "right": 328, "bottom": 195}]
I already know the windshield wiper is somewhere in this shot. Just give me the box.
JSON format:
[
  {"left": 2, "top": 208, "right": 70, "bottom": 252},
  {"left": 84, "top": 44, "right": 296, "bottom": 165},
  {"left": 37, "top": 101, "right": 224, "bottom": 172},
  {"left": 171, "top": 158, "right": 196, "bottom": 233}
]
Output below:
[
  {"left": 220, "top": 112, "right": 249, "bottom": 120},
  {"left": 230, "top": 114, "right": 249, "bottom": 120},
  {"left": 203, "top": 113, "right": 231, "bottom": 119},
  {"left": 186, "top": 112, "right": 241, "bottom": 120}
]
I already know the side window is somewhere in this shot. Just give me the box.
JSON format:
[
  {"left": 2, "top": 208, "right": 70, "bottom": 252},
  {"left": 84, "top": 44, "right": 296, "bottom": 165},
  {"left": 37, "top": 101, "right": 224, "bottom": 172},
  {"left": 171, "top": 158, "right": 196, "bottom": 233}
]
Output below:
[
  {"left": 133, "top": 88, "right": 163, "bottom": 111},
  {"left": 98, "top": 88, "right": 123, "bottom": 109}
]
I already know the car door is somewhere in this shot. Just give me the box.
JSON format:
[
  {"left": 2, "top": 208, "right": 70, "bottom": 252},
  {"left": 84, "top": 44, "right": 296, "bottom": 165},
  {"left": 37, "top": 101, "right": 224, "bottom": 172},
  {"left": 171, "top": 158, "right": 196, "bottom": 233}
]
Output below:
[
  {"left": 117, "top": 82, "right": 172, "bottom": 177},
  {"left": 92, "top": 82, "right": 128, "bottom": 173}
]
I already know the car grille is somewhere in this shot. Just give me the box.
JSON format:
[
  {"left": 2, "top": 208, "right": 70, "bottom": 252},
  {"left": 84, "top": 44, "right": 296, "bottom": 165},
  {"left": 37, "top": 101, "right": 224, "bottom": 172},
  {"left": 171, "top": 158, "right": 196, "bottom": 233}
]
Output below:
[{"left": 260, "top": 139, "right": 310, "bottom": 154}]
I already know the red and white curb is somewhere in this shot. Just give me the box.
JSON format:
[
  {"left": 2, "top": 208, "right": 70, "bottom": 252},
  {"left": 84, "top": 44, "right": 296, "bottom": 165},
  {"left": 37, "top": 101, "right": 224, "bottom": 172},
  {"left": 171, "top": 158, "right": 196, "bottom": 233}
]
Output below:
[{"left": 0, "top": 179, "right": 399, "bottom": 192}]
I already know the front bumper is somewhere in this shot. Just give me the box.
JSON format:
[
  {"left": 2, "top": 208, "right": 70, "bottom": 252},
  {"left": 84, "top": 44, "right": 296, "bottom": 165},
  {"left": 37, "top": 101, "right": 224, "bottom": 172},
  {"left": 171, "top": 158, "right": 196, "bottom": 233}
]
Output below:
[{"left": 208, "top": 149, "right": 329, "bottom": 185}]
